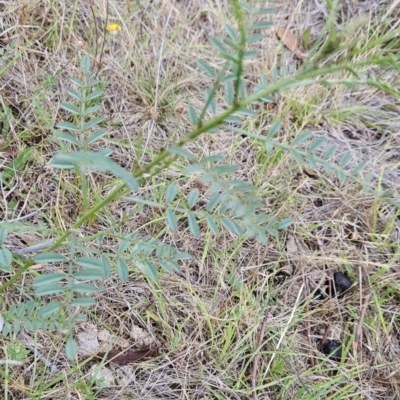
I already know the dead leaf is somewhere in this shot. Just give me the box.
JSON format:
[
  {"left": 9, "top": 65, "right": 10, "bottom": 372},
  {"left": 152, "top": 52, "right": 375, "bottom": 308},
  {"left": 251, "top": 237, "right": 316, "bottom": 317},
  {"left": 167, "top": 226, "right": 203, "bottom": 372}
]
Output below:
[{"left": 274, "top": 26, "right": 308, "bottom": 60}]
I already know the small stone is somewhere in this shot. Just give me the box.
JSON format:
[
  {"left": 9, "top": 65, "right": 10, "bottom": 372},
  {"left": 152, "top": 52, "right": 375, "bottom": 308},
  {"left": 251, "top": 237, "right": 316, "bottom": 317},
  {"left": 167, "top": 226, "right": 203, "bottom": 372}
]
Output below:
[
  {"left": 333, "top": 272, "right": 353, "bottom": 293},
  {"left": 322, "top": 340, "right": 342, "bottom": 361}
]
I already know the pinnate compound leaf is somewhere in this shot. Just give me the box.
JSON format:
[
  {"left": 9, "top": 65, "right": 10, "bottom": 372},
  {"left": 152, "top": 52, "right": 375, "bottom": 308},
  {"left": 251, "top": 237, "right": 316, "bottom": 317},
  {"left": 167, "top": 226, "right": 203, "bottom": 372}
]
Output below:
[{"left": 81, "top": 55, "right": 91, "bottom": 75}]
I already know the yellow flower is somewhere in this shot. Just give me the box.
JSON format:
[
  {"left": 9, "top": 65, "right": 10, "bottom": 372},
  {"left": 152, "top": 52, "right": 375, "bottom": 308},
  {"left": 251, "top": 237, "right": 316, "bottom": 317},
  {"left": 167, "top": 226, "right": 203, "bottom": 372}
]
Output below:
[{"left": 106, "top": 23, "right": 121, "bottom": 33}]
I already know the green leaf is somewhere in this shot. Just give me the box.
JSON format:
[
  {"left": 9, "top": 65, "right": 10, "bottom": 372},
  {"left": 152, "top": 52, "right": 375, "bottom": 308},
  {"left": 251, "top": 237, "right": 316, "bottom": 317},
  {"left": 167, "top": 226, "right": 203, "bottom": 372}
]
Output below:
[
  {"left": 259, "top": 7, "right": 278, "bottom": 15},
  {"left": 309, "top": 137, "right": 326, "bottom": 152},
  {"left": 167, "top": 146, "right": 196, "bottom": 161},
  {"left": 251, "top": 21, "right": 274, "bottom": 29},
  {"left": 243, "top": 51, "right": 257, "bottom": 59},
  {"left": 57, "top": 132, "right": 80, "bottom": 145},
  {"left": 2, "top": 147, "right": 34, "bottom": 182},
  {"left": 70, "top": 283, "right": 98, "bottom": 294},
  {"left": 187, "top": 189, "right": 199, "bottom": 208},
  {"left": 246, "top": 34, "right": 264, "bottom": 43},
  {"left": 188, "top": 214, "right": 200, "bottom": 236},
  {"left": 33, "top": 273, "right": 66, "bottom": 287},
  {"left": 265, "top": 140, "right": 274, "bottom": 153},
  {"left": 290, "top": 149, "right": 303, "bottom": 164},
  {"left": 323, "top": 145, "right": 337, "bottom": 159},
  {"left": 159, "top": 261, "right": 173, "bottom": 273},
  {"left": 35, "top": 284, "right": 64, "bottom": 296},
  {"left": 220, "top": 217, "right": 236, "bottom": 234},
  {"left": 73, "top": 270, "right": 104, "bottom": 280},
  {"left": 187, "top": 106, "right": 198, "bottom": 125},
  {"left": 165, "top": 185, "right": 178, "bottom": 203},
  {"left": 260, "top": 96, "right": 275, "bottom": 103},
  {"left": 56, "top": 121, "right": 80, "bottom": 132},
  {"left": 209, "top": 37, "right": 226, "bottom": 53},
  {"left": 83, "top": 105, "right": 102, "bottom": 115},
  {"left": 88, "top": 129, "right": 108, "bottom": 144},
  {"left": 81, "top": 55, "right": 91, "bottom": 75},
  {"left": 324, "top": 162, "right": 332, "bottom": 175},
  {"left": 38, "top": 301, "right": 62, "bottom": 317},
  {"left": 267, "top": 121, "right": 282, "bottom": 138},
  {"left": 196, "top": 59, "right": 215, "bottom": 77},
  {"left": 85, "top": 90, "right": 103, "bottom": 102},
  {"left": 34, "top": 252, "right": 68, "bottom": 263},
  {"left": 66, "top": 337, "right": 78, "bottom": 360},
  {"left": 75, "top": 257, "right": 103, "bottom": 269},
  {"left": 293, "top": 130, "right": 312, "bottom": 145},
  {"left": 224, "top": 80, "right": 234, "bottom": 105},
  {"left": 206, "top": 193, "right": 221, "bottom": 212},
  {"left": 71, "top": 298, "right": 96, "bottom": 307},
  {"left": 206, "top": 216, "right": 219, "bottom": 234},
  {"left": 83, "top": 117, "right": 104, "bottom": 131},
  {"left": 224, "top": 24, "right": 237, "bottom": 40},
  {"left": 339, "top": 152, "right": 351, "bottom": 167},
  {"left": 117, "top": 259, "right": 129, "bottom": 282},
  {"left": 277, "top": 218, "right": 293, "bottom": 229},
  {"left": 0, "top": 229, "right": 7, "bottom": 246},
  {"left": 67, "top": 89, "right": 82, "bottom": 101},
  {"left": 70, "top": 77, "right": 84, "bottom": 87},
  {"left": 302, "top": 26, "right": 312, "bottom": 49},
  {"left": 60, "top": 102, "right": 80, "bottom": 115},
  {"left": 174, "top": 252, "right": 191, "bottom": 260},
  {"left": 51, "top": 151, "right": 139, "bottom": 190},
  {"left": 306, "top": 155, "right": 318, "bottom": 170},
  {"left": 236, "top": 108, "right": 255, "bottom": 116},
  {"left": 166, "top": 209, "right": 178, "bottom": 231}
]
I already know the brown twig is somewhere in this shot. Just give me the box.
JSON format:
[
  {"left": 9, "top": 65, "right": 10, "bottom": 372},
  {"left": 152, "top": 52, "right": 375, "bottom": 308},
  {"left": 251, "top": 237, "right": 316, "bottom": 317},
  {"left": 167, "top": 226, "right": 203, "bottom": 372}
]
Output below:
[
  {"left": 353, "top": 291, "right": 372, "bottom": 352},
  {"left": 251, "top": 308, "right": 268, "bottom": 400},
  {"left": 302, "top": 266, "right": 315, "bottom": 367}
]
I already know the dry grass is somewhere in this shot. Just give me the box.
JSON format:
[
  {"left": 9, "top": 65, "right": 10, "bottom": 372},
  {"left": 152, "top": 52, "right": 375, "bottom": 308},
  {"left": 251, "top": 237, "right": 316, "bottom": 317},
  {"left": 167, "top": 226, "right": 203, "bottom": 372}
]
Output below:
[{"left": 0, "top": 0, "right": 400, "bottom": 399}]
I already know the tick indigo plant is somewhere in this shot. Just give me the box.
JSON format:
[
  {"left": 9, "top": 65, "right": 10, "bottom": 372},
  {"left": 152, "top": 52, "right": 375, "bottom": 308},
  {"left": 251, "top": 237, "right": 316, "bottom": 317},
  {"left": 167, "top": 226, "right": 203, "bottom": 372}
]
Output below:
[{"left": 0, "top": 1, "right": 398, "bottom": 360}]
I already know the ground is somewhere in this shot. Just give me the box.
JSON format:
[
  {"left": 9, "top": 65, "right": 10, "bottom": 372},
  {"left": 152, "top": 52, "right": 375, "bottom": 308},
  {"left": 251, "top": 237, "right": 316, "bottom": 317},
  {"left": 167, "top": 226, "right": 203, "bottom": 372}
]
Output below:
[{"left": 0, "top": 0, "right": 400, "bottom": 399}]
